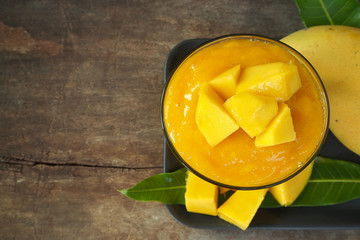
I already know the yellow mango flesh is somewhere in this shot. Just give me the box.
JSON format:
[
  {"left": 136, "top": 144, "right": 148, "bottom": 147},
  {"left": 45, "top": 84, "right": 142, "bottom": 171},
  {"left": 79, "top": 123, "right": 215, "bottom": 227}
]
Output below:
[
  {"left": 270, "top": 161, "right": 314, "bottom": 206},
  {"left": 236, "top": 62, "right": 302, "bottom": 101},
  {"left": 195, "top": 84, "right": 239, "bottom": 147},
  {"left": 209, "top": 64, "right": 241, "bottom": 99},
  {"left": 224, "top": 92, "right": 278, "bottom": 138},
  {"left": 281, "top": 25, "right": 360, "bottom": 155},
  {"left": 255, "top": 103, "right": 296, "bottom": 147},
  {"left": 217, "top": 189, "right": 268, "bottom": 230},
  {"left": 185, "top": 171, "right": 218, "bottom": 216}
]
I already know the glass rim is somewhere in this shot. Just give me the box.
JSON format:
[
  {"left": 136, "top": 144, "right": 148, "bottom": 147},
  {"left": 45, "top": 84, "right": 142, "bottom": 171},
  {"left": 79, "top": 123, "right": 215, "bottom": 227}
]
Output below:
[{"left": 160, "top": 34, "right": 330, "bottom": 190}]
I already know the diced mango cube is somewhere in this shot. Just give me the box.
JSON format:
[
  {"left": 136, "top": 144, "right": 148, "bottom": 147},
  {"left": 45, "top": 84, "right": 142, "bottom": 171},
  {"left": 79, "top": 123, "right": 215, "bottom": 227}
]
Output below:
[
  {"left": 236, "top": 62, "right": 302, "bottom": 101},
  {"left": 185, "top": 171, "right": 218, "bottom": 216},
  {"left": 195, "top": 84, "right": 239, "bottom": 147},
  {"left": 270, "top": 161, "right": 314, "bottom": 206},
  {"left": 255, "top": 103, "right": 296, "bottom": 147},
  {"left": 224, "top": 92, "right": 278, "bottom": 138},
  {"left": 209, "top": 64, "right": 241, "bottom": 99},
  {"left": 217, "top": 188, "right": 268, "bottom": 230}
]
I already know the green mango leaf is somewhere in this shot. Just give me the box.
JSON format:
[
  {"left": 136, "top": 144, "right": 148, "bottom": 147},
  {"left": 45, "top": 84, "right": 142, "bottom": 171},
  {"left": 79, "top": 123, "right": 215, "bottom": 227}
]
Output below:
[
  {"left": 294, "top": 0, "right": 360, "bottom": 28},
  {"left": 261, "top": 192, "right": 281, "bottom": 208},
  {"left": 262, "top": 157, "right": 360, "bottom": 207},
  {"left": 120, "top": 157, "right": 360, "bottom": 208},
  {"left": 118, "top": 168, "right": 187, "bottom": 204}
]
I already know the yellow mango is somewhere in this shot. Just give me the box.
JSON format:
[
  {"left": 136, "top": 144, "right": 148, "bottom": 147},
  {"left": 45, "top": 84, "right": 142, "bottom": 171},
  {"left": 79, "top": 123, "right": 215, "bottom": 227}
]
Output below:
[
  {"left": 209, "top": 64, "right": 241, "bottom": 99},
  {"left": 255, "top": 102, "right": 295, "bottom": 147},
  {"left": 224, "top": 92, "right": 278, "bottom": 138},
  {"left": 195, "top": 84, "right": 239, "bottom": 147},
  {"left": 236, "top": 62, "right": 301, "bottom": 101},
  {"left": 217, "top": 189, "right": 268, "bottom": 230},
  {"left": 282, "top": 25, "right": 360, "bottom": 155},
  {"left": 270, "top": 161, "right": 314, "bottom": 206},
  {"left": 185, "top": 171, "right": 218, "bottom": 216}
]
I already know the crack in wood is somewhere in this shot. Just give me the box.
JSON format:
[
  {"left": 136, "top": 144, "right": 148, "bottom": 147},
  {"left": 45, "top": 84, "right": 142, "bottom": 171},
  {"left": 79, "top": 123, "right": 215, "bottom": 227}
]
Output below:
[{"left": 0, "top": 156, "right": 162, "bottom": 170}]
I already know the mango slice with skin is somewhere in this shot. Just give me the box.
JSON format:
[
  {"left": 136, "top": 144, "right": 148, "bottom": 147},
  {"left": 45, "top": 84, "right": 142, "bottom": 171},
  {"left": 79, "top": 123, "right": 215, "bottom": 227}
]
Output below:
[
  {"left": 224, "top": 92, "right": 278, "bottom": 138},
  {"left": 209, "top": 64, "right": 241, "bottom": 99},
  {"left": 185, "top": 171, "right": 218, "bottom": 216},
  {"left": 217, "top": 188, "right": 268, "bottom": 230},
  {"left": 270, "top": 161, "right": 314, "bottom": 206},
  {"left": 195, "top": 84, "right": 239, "bottom": 147},
  {"left": 236, "top": 62, "right": 302, "bottom": 101},
  {"left": 255, "top": 102, "right": 296, "bottom": 147}
]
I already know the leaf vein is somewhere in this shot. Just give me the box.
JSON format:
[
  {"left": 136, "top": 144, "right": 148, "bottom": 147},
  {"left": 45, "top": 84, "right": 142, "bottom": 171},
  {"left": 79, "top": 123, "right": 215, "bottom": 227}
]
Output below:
[
  {"left": 318, "top": 0, "right": 335, "bottom": 24},
  {"left": 128, "top": 186, "right": 185, "bottom": 193}
]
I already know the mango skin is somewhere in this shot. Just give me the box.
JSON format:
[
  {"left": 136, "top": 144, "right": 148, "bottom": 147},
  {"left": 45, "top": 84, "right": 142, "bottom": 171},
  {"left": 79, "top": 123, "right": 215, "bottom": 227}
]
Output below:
[
  {"left": 281, "top": 25, "right": 360, "bottom": 155},
  {"left": 185, "top": 171, "right": 218, "bottom": 216},
  {"left": 270, "top": 161, "right": 314, "bottom": 206},
  {"left": 195, "top": 84, "right": 239, "bottom": 147}
]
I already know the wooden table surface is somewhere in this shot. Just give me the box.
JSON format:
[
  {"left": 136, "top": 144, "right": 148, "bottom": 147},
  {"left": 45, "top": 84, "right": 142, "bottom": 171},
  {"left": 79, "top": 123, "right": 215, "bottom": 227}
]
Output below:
[{"left": 1, "top": 1, "right": 359, "bottom": 239}]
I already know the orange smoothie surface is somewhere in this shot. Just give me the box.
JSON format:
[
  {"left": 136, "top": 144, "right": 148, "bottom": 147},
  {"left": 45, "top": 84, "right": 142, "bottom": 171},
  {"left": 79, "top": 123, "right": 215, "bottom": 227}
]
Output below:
[{"left": 163, "top": 37, "right": 327, "bottom": 188}]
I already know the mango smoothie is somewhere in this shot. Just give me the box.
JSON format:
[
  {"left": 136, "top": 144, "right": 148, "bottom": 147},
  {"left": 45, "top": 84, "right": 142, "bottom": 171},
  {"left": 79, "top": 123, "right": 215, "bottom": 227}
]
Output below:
[{"left": 162, "top": 35, "right": 328, "bottom": 189}]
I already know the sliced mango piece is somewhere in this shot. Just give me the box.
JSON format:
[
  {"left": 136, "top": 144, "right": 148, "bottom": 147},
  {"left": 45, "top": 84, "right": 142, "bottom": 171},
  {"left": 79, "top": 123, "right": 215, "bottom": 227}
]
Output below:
[
  {"left": 236, "top": 62, "right": 302, "bottom": 101},
  {"left": 270, "top": 161, "right": 314, "bottom": 206},
  {"left": 195, "top": 84, "right": 239, "bottom": 147},
  {"left": 185, "top": 171, "right": 218, "bottom": 216},
  {"left": 208, "top": 64, "right": 241, "bottom": 99},
  {"left": 217, "top": 189, "right": 268, "bottom": 230},
  {"left": 255, "top": 103, "right": 296, "bottom": 147},
  {"left": 224, "top": 92, "right": 278, "bottom": 138}
]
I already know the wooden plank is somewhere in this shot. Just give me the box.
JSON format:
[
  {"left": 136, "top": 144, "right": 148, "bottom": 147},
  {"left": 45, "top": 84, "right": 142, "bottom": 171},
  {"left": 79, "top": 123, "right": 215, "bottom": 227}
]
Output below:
[
  {"left": 0, "top": 162, "right": 164, "bottom": 239},
  {"left": 1, "top": 163, "right": 360, "bottom": 239},
  {"left": 0, "top": 0, "right": 304, "bottom": 167}
]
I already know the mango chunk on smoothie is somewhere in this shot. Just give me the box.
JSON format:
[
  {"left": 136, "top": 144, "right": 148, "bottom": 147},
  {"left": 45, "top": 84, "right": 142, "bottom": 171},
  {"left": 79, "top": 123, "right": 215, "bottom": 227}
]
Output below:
[
  {"left": 217, "top": 189, "right": 268, "bottom": 230},
  {"left": 224, "top": 92, "right": 278, "bottom": 138},
  {"left": 255, "top": 103, "right": 296, "bottom": 147},
  {"left": 185, "top": 171, "right": 218, "bottom": 216},
  {"left": 236, "top": 62, "right": 301, "bottom": 101},
  {"left": 209, "top": 64, "right": 241, "bottom": 99},
  {"left": 195, "top": 84, "right": 239, "bottom": 147},
  {"left": 270, "top": 161, "right": 314, "bottom": 206}
]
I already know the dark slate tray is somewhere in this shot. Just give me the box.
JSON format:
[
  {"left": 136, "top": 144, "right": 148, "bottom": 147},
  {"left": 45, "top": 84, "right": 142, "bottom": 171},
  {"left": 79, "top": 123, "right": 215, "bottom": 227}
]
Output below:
[{"left": 162, "top": 38, "right": 360, "bottom": 229}]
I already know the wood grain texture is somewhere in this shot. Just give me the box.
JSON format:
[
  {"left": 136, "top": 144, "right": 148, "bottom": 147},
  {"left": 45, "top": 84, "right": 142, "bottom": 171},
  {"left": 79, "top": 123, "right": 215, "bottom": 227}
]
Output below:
[
  {"left": 1, "top": 163, "right": 360, "bottom": 240},
  {"left": 0, "top": 0, "right": 359, "bottom": 239},
  {"left": 0, "top": 0, "right": 303, "bottom": 167}
]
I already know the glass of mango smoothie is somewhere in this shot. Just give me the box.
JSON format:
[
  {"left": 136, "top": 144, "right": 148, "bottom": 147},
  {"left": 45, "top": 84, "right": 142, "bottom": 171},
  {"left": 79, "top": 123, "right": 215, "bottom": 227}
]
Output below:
[{"left": 161, "top": 35, "right": 329, "bottom": 190}]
